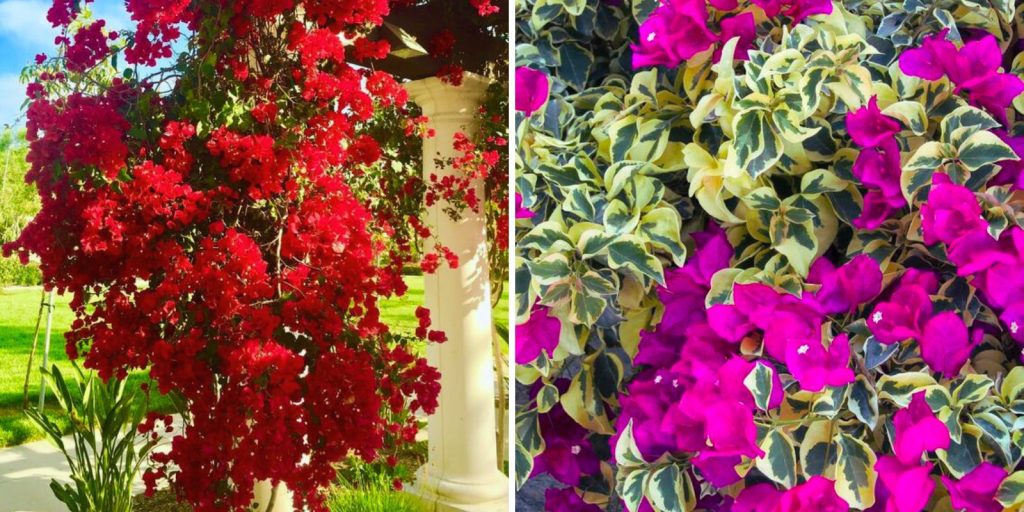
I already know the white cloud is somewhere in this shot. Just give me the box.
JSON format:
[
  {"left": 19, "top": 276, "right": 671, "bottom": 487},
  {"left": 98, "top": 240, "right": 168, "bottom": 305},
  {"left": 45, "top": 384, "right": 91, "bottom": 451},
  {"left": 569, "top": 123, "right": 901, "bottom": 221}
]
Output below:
[
  {"left": 0, "top": 73, "right": 26, "bottom": 126},
  {"left": 0, "top": 0, "right": 59, "bottom": 48},
  {"left": 0, "top": 0, "right": 134, "bottom": 49}
]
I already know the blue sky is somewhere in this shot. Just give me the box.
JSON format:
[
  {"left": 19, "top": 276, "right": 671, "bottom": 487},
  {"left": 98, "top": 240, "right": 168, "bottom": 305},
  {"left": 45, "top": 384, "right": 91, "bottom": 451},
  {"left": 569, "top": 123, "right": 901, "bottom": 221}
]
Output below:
[{"left": 0, "top": 0, "right": 134, "bottom": 127}]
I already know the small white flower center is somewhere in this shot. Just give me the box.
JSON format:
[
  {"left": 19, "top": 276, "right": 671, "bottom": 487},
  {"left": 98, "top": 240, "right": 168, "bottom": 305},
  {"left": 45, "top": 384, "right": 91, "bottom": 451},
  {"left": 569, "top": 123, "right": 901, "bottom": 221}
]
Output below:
[
  {"left": 654, "top": 375, "right": 663, "bottom": 384},
  {"left": 671, "top": 379, "right": 679, "bottom": 388},
  {"left": 797, "top": 344, "right": 810, "bottom": 355},
  {"left": 647, "top": 32, "right": 657, "bottom": 42},
  {"left": 571, "top": 445, "right": 581, "bottom": 455},
  {"left": 1012, "top": 321, "right": 1020, "bottom": 334},
  {"left": 872, "top": 311, "right": 883, "bottom": 323}
]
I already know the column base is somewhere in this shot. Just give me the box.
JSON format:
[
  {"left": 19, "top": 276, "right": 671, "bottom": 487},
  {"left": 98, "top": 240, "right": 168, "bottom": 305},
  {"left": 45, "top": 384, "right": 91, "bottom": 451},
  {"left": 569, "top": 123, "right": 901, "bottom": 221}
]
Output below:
[{"left": 408, "top": 465, "right": 509, "bottom": 512}]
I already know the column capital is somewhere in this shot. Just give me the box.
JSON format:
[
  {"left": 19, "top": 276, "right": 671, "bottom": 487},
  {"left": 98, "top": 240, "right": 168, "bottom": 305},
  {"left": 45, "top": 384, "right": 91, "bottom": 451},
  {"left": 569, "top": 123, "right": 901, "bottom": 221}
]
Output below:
[{"left": 404, "top": 73, "right": 492, "bottom": 120}]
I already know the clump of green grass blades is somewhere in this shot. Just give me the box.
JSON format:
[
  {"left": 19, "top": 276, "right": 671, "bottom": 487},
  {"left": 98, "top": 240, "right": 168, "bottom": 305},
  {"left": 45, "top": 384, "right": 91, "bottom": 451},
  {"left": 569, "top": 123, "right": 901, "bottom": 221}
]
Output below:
[{"left": 327, "top": 488, "right": 426, "bottom": 512}]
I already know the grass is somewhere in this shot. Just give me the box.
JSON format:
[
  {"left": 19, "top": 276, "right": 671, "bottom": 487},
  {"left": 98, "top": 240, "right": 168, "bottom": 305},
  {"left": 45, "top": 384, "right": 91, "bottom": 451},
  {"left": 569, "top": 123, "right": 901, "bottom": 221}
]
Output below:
[
  {"left": 0, "top": 278, "right": 509, "bottom": 448},
  {"left": 327, "top": 489, "right": 427, "bottom": 512}
]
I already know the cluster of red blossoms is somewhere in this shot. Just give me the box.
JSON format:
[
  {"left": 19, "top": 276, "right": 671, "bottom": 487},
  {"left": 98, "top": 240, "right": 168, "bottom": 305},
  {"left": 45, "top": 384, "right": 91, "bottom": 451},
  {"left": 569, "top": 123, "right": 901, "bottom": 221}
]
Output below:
[{"left": 5, "top": 0, "right": 453, "bottom": 510}]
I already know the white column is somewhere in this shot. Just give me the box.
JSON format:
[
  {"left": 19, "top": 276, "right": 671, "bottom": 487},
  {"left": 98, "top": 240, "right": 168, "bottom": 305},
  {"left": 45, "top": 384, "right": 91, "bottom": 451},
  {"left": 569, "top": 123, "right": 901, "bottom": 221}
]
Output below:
[{"left": 404, "top": 73, "right": 509, "bottom": 512}]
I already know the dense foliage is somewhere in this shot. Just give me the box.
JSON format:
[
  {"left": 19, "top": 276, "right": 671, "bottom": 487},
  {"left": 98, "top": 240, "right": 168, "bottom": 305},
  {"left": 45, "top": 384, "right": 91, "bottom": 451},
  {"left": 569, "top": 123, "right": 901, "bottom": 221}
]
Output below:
[
  {"left": 515, "top": 0, "right": 1024, "bottom": 510},
  {"left": 1, "top": 0, "right": 501, "bottom": 510},
  {"left": 0, "top": 131, "right": 41, "bottom": 285}
]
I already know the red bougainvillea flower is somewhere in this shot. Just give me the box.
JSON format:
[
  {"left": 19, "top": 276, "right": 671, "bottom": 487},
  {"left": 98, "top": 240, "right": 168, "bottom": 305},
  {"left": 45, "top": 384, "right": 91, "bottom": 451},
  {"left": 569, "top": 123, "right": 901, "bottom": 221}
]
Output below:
[
  {"left": 0, "top": 0, "right": 497, "bottom": 509},
  {"left": 941, "top": 462, "right": 1008, "bottom": 512},
  {"left": 515, "top": 66, "right": 550, "bottom": 115}
]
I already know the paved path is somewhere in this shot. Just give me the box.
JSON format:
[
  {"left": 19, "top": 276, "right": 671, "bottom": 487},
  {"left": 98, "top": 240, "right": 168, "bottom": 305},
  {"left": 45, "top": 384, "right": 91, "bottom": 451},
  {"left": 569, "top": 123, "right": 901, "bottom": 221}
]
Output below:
[{"left": 0, "top": 417, "right": 181, "bottom": 512}]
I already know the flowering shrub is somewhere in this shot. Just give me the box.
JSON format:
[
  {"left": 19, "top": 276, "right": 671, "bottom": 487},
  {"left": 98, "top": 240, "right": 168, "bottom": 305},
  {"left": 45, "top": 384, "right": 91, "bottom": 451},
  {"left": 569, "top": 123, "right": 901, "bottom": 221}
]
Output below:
[
  {"left": 0, "top": 1, "right": 502, "bottom": 510},
  {"left": 515, "top": 0, "right": 1024, "bottom": 511}
]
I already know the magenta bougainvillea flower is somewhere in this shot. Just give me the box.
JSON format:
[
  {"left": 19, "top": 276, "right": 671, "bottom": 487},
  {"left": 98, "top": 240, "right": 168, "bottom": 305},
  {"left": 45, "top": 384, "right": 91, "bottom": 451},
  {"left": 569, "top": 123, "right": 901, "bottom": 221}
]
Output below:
[
  {"left": 531, "top": 401, "right": 601, "bottom": 486},
  {"left": 941, "top": 462, "right": 1008, "bottom": 512},
  {"left": 893, "top": 391, "right": 951, "bottom": 464},
  {"left": 874, "top": 392, "right": 950, "bottom": 512},
  {"left": 920, "top": 173, "right": 986, "bottom": 246},
  {"left": 899, "top": 30, "right": 1024, "bottom": 121},
  {"left": 632, "top": 0, "right": 756, "bottom": 69},
  {"left": 869, "top": 273, "right": 976, "bottom": 377},
  {"left": 515, "top": 306, "right": 560, "bottom": 364},
  {"left": 514, "top": 66, "right": 549, "bottom": 115},
  {"left": 774, "top": 476, "right": 849, "bottom": 511},
  {"left": 733, "top": 483, "right": 782, "bottom": 512},
  {"left": 806, "top": 254, "right": 883, "bottom": 314},
  {"left": 846, "top": 97, "right": 901, "bottom": 149},
  {"left": 514, "top": 192, "right": 534, "bottom": 219},
  {"left": 875, "top": 455, "right": 936, "bottom": 512},
  {"left": 991, "top": 130, "right": 1024, "bottom": 189},
  {"left": 847, "top": 97, "right": 905, "bottom": 229},
  {"left": 898, "top": 29, "right": 957, "bottom": 80},
  {"left": 785, "top": 333, "right": 855, "bottom": 392},
  {"left": 750, "top": 0, "right": 833, "bottom": 23}
]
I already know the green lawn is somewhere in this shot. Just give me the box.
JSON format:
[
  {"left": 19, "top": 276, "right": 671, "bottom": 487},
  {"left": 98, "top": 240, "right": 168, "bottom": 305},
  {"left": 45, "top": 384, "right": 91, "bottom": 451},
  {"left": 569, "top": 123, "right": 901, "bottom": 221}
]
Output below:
[{"left": 0, "top": 278, "right": 509, "bottom": 447}]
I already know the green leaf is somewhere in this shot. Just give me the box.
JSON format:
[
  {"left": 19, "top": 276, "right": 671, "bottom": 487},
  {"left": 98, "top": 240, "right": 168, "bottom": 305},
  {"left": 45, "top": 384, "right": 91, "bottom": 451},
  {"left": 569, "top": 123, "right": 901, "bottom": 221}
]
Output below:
[
  {"left": 877, "top": 372, "right": 938, "bottom": 407},
  {"left": 743, "top": 361, "right": 777, "bottom": 411},
  {"left": 1002, "top": 367, "right": 1024, "bottom": 403},
  {"left": 940, "top": 106, "right": 999, "bottom": 147},
  {"left": 631, "top": 118, "right": 672, "bottom": 163},
  {"left": 516, "top": 408, "right": 544, "bottom": 454},
  {"left": 800, "top": 421, "right": 837, "bottom": 478},
  {"left": 835, "top": 432, "right": 878, "bottom": 510},
  {"left": 952, "top": 374, "right": 994, "bottom": 406},
  {"left": 998, "top": 471, "right": 1024, "bottom": 507},
  {"left": 615, "top": 420, "right": 647, "bottom": 468},
  {"left": 514, "top": 442, "right": 534, "bottom": 490},
  {"left": 801, "top": 169, "right": 848, "bottom": 195},
  {"left": 526, "top": 254, "right": 572, "bottom": 285},
  {"left": 848, "top": 375, "right": 879, "bottom": 429},
  {"left": 958, "top": 130, "right": 1019, "bottom": 171},
  {"left": 755, "top": 429, "right": 798, "bottom": 488},
  {"left": 770, "top": 212, "right": 818, "bottom": 277},
  {"left": 646, "top": 464, "right": 696, "bottom": 512},
  {"left": 937, "top": 425, "right": 982, "bottom": 478},
  {"left": 638, "top": 207, "right": 687, "bottom": 267},
  {"left": 901, "top": 141, "right": 956, "bottom": 204},
  {"left": 620, "top": 469, "right": 648, "bottom": 512},
  {"left": 607, "top": 236, "right": 665, "bottom": 284},
  {"left": 881, "top": 101, "right": 927, "bottom": 135},
  {"left": 745, "top": 187, "right": 781, "bottom": 211},
  {"left": 733, "top": 109, "right": 783, "bottom": 178},
  {"left": 604, "top": 198, "right": 639, "bottom": 235},
  {"left": 811, "top": 385, "right": 849, "bottom": 419},
  {"left": 537, "top": 382, "right": 559, "bottom": 413},
  {"left": 610, "top": 116, "right": 640, "bottom": 163}
]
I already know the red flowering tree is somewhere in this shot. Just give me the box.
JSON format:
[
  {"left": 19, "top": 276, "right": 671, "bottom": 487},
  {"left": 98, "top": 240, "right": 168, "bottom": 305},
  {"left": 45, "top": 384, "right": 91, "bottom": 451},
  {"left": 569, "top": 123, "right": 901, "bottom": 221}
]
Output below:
[{"left": 0, "top": 0, "right": 505, "bottom": 510}]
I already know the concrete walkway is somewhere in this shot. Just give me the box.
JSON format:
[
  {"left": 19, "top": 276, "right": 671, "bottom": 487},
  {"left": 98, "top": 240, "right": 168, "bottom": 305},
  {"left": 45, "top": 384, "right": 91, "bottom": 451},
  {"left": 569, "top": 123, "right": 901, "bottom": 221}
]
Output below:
[
  {"left": 0, "top": 435, "right": 80, "bottom": 512},
  {"left": 0, "top": 417, "right": 181, "bottom": 512}
]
